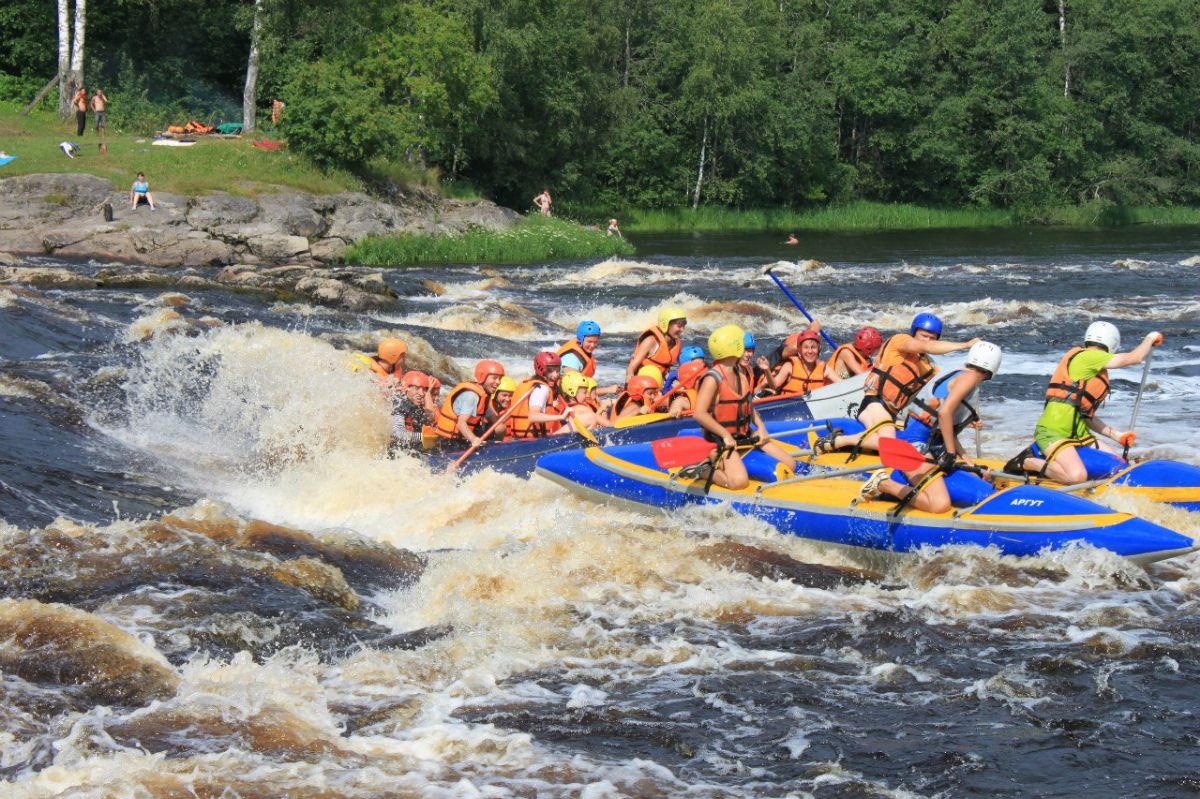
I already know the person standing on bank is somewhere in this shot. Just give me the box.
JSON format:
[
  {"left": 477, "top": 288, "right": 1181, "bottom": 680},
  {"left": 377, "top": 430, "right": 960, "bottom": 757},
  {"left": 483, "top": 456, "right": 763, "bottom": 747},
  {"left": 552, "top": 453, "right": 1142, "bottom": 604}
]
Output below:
[
  {"left": 91, "top": 89, "right": 108, "bottom": 135},
  {"left": 74, "top": 88, "right": 88, "bottom": 137},
  {"left": 533, "top": 188, "right": 552, "bottom": 217}
]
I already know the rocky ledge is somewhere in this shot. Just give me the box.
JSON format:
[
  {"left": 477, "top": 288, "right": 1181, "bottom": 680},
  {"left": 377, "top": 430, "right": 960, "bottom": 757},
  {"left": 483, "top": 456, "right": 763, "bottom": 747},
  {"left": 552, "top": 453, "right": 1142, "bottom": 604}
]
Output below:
[{"left": 0, "top": 173, "right": 520, "bottom": 268}]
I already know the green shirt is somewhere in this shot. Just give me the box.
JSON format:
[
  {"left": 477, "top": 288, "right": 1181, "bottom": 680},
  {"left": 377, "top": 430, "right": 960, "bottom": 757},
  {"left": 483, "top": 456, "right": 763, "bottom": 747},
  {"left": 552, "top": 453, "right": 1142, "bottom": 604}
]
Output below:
[{"left": 1035, "top": 349, "right": 1114, "bottom": 440}]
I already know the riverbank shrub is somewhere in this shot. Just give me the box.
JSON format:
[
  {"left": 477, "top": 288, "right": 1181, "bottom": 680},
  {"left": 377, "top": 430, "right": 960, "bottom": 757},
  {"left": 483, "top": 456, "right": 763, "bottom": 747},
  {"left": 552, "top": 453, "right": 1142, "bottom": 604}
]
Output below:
[{"left": 345, "top": 216, "right": 635, "bottom": 265}]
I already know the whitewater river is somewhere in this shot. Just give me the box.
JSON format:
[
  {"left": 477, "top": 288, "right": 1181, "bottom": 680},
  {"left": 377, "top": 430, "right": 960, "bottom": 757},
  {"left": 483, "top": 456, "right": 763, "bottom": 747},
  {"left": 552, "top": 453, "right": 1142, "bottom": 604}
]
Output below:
[{"left": 2, "top": 226, "right": 1199, "bottom": 797}]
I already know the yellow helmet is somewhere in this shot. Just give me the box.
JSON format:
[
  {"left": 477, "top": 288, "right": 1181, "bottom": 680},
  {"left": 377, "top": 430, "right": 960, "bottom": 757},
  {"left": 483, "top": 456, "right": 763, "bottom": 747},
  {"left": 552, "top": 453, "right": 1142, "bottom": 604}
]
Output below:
[
  {"left": 637, "top": 364, "right": 664, "bottom": 384},
  {"left": 561, "top": 371, "right": 597, "bottom": 399},
  {"left": 708, "top": 324, "right": 745, "bottom": 361},
  {"left": 377, "top": 337, "right": 408, "bottom": 365},
  {"left": 657, "top": 306, "right": 687, "bottom": 333},
  {"left": 496, "top": 376, "right": 517, "bottom": 394}
]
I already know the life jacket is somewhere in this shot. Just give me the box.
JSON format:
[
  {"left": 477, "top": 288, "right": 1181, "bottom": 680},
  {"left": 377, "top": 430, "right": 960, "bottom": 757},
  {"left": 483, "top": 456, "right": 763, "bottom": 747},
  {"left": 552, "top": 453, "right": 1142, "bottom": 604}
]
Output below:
[
  {"left": 1044, "top": 347, "right": 1110, "bottom": 419},
  {"left": 905, "top": 370, "right": 979, "bottom": 446},
  {"left": 703, "top": 363, "right": 753, "bottom": 438},
  {"left": 660, "top": 386, "right": 697, "bottom": 416},
  {"left": 485, "top": 395, "right": 515, "bottom": 441},
  {"left": 556, "top": 340, "right": 596, "bottom": 377},
  {"left": 393, "top": 396, "right": 431, "bottom": 433},
  {"left": 778, "top": 356, "right": 828, "bottom": 396},
  {"left": 433, "top": 382, "right": 490, "bottom": 442},
  {"left": 508, "top": 378, "right": 565, "bottom": 439},
  {"left": 352, "top": 352, "right": 392, "bottom": 379},
  {"left": 831, "top": 343, "right": 871, "bottom": 379},
  {"left": 636, "top": 326, "right": 681, "bottom": 373},
  {"left": 609, "top": 391, "right": 645, "bottom": 422},
  {"left": 865, "top": 335, "right": 936, "bottom": 415}
]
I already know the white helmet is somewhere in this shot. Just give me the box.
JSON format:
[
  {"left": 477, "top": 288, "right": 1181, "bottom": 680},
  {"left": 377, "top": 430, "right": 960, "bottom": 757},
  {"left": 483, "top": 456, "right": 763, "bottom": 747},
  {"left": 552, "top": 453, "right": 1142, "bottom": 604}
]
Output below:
[
  {"left": 965, "top": 341, "right": 1002, "bottom": 376},
  {"left": 1084, "top": 321, "right": 1121, "bottom": 353}
]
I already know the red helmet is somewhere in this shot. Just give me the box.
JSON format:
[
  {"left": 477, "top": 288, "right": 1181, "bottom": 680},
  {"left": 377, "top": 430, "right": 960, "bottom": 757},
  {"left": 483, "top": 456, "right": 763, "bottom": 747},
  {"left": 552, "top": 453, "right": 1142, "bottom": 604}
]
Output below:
[
  {"left": 533, "top": 351, "right": 562, "bottom": 377},
  {"left": 677, "top": 360, "right": 708, "bottom": 389},
  {"left": 474, "top": 359, "right": 505, "bottom": 382},
  {"left": 627, "top": 375, "right": 661, "bottom": 400},
  {"left": 401, "top": 371, "right": 431, "bottom": 388},
  {"left": 796, "top": 330, "right": 821, "bottom": 346},
  {"left": 428, "top": 377, "right": 442, "bottom": 399},
  {"left": 854, "top": 326, "right": 882, "bottom": 357}
]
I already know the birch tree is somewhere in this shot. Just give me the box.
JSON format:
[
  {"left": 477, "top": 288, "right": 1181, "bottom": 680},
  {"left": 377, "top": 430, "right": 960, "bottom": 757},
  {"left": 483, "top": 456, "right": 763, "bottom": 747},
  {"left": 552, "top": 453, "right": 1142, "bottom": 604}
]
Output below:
[
  {"left": 56, "top": 0, "right": 70, "bottom": 116},
  {"left": 243, "top": 0, "right": 264, "bottom": 132}
]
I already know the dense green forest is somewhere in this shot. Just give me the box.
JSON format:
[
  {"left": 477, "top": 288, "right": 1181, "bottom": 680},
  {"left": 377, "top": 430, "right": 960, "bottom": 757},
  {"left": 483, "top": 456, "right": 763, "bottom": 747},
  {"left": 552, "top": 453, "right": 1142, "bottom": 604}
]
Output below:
[{"left": 2, "top": 0, "right": 1198, "bottom": 215}]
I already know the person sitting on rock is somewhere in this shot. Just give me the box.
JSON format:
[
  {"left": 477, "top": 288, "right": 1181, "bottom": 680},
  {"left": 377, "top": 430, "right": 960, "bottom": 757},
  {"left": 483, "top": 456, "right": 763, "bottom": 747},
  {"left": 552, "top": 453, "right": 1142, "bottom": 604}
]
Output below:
[{"left": 130, "top": 172, "right": 156, "bottom": 211}]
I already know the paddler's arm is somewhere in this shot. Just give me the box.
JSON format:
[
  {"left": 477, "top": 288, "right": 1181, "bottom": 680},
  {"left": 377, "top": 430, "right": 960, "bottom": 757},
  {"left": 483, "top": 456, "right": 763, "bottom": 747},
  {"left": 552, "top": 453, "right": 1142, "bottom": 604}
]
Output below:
[
  {"left": 937, "top": 371, "right": 983, "bottom": 462},
  {"left": 824, "top": 363, "right": 843, "bottom": 383},
  {"left": 768, "top": 361, "right": 792, "bottom": 390},
  {"left": 456, "top": 413, "right": 483, "bottom": 448},
  {"left": 625, "top": 337, "right": 656, "bottom": 383},
  {"left": 899, "top": 336, "right": 980, "bottom": 356},
  {"left": 1106, "top": 332, "right": 1163, "bottom": 370},
  {"left": 692, "top": 374, "right": 737, "bottom": 449}
]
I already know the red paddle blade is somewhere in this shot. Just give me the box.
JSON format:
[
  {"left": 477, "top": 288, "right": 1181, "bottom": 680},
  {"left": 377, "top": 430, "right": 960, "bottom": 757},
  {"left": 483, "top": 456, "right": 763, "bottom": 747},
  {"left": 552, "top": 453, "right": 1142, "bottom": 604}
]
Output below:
[
  {"left": 651, "top": 436, "right": 716, "bottom": 469},
  {"left": 878, "top": 437, "right": 930, "bottom": 472}
]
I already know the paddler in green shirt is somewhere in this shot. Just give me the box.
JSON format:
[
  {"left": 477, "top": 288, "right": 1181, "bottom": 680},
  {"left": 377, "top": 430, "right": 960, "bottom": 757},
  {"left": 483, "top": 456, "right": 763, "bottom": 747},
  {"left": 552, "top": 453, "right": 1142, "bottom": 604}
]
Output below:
[{"left": 1007, "top": 321, "right": 1163, "bottom": 484}]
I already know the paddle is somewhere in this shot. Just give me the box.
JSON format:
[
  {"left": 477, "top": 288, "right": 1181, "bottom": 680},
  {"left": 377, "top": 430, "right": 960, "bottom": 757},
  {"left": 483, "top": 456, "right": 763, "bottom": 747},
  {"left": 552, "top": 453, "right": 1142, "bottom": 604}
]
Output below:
[
  {"left": 650, "top": 436, "right": 716, "bottom": 469},
  {"left": 761, "top": 264, "right": 838, "bottom": 350},
  {"left": 614, "top": 411, "right": 672, "bottom": 429},
  {"left": 569, "top": 412, "right": 598, "bottom": 444},
  {"left": 877, "top": 437, "right": 994, "bottom": 478},
  {"left": 1123, "top": 345, "right": 1156, "bottom": 460},
  {"left": 447, "top": 388, "right": 533, "bottom": 473}
]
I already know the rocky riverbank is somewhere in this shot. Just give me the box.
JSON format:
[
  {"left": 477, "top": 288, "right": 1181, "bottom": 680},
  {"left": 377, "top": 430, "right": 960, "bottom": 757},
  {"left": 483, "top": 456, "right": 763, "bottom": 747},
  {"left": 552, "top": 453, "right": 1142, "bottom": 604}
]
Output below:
[{"left": 0, "top": 173, "right": 520, "bottom": 268}]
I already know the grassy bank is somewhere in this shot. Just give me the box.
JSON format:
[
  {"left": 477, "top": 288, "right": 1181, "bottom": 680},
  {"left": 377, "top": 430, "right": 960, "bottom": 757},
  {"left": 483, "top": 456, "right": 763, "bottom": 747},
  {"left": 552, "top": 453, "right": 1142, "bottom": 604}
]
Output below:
[
  {"left": 0, "top": 106, "right": 364, "bottom": 196},
  {"left": 347, "top": 216, "right": 635, "bottom": 265},
  {"left": 575, "top": 202, "right": 1200, "bottom": 233}
]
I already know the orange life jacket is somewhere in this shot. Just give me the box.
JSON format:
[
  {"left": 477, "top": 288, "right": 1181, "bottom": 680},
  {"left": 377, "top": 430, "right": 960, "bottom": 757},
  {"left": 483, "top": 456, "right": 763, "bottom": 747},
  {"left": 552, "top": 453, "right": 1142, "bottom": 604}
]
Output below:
[
  {"left": 433, "top": 382, "right": 490, "bottom": 442},
  {"left": 658, "top": 386, "right": 697, "bottom": 415},
  {"left": 779, "top": 356, "right": 829, "bottom": 395},
  {"left": 610, "top": 391, "right": 646, "bottom": 422},
  {"left": 636, "top": 326, "right": 681, "bottom": 373},
  {"left": 1044, "top": 347, "right": 1110, "bottom": 419},
  {"left": 508, "top": 378, "right": 565, "bottom": 439},
  {"left": 865, "top": 335, "right": 936, "bottom": 415},
  {"left": 556, "top": 340, "right": 596, "bottom": 377},
  {"left": 831, "top": 343, "right": 870, "bottom": 379},
  {"left": 704, "top": 363, "right": 753, "bottom": 438}
]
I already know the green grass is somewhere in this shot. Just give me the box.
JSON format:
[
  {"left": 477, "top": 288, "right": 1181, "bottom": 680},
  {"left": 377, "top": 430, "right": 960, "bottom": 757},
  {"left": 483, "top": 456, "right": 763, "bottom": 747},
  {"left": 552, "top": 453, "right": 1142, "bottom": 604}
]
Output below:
[
  {"left": 0, "top": 106, "right": 364, "bottom": 197},
  {"left": 346, "top": 215, "right": 636, "bottom": 265},
  {"left": 571, "top": 201, "right": 1200, "bottom": 233}
]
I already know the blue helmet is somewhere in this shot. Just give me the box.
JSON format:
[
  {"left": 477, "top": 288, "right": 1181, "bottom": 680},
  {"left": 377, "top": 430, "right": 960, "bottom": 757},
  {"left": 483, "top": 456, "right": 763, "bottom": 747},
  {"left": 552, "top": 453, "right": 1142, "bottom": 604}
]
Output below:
[
  {"left": 575, "top": 320, "right": 601, "bottom": 344},
  {"left": 680, "top": 345, "right": 705, "bottom": 363},
  {"left": 910, "top": 312, "right": 943, "bottom": 338},
  {"left": 743, "top": 331, "right": 756, "bottom": 350}
]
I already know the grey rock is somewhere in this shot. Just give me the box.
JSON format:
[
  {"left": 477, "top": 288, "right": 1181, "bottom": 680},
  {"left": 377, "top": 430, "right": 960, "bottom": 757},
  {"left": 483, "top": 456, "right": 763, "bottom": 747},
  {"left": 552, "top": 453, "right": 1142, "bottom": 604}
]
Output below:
[
  {"left": 247, "top": 234, "right": 310, "bottom": 261},
  {"left": 257, "top": 193, "right": 326, "bottom": 238},
  {"left": 186, "top": 194, "right": 259, "bottom": 230},
  {"left": 310, "top": 238, "right": 348, "bottom": 263},
  {"left": 0, "top": 265, "right": 102, "bottom": 288},
  {"left": 438, "top": 199, "right": 521, "bottom": 233},
  {"left": 326, "top": 194, "right": 399, "bottom": 241}
]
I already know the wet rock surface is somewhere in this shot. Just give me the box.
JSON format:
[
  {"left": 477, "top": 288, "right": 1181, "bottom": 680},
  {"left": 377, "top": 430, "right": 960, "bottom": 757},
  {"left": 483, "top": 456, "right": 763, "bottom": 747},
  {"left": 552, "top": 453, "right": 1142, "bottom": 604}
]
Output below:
[{"left": 0, "top": 173, "right": 519, "bottom": 268}]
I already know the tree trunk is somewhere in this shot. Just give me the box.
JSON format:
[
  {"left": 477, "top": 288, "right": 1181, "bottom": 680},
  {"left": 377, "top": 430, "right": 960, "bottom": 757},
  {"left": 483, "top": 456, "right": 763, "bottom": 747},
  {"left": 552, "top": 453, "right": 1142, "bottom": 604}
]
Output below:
[
  {"left": 692, "top": 118, "right": 708, "bottom": 210},
  {"left": 24, "top": 75, "right": 60, "bottom": 115},
  {"left": 57, "top": 0, "right": 70, "bottom": 117},
  {"left": 1058, "top": 0, "right": 1070, "bottom": 97},
  {"left": 623, "top": 17, "right": 631, "bottom": 88},
  {"left": 243, "top": 0, "right": 264, "bottom": 133}
]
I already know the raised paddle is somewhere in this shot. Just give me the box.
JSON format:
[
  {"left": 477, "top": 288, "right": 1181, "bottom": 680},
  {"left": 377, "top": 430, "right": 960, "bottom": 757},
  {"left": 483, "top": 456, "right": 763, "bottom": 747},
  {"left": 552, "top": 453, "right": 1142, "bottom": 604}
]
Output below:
[
  {"left": 761, "top": 264, "right": 838, "bottom": 350},
  {"left": 1123, "top": 339, "right": 1159, "bottom": 459},
  {"left": 569, "top": 412, "right": 598, "bottom": 444},
  {"left": 447, "top": 388, "right": 533, "bottom": 472}
]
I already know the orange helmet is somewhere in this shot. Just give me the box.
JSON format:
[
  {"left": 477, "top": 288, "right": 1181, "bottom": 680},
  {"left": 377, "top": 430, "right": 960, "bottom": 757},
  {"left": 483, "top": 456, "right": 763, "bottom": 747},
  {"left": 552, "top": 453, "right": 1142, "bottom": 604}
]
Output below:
[
  {"left": 377, "top": 337, "right": 408, "bottom": 365},
  {"left": 428, "top": 377, "right": 442, "bottom": 399},
  {"left": 401, "top": 370, "right": 430, "bottom": 388},
  {"left": 677, "top": 360, "right": 708, "bottom": 389},
  {"left": 474, "top": 359, "right": 505, "bottom": 382},
  {"left": 627, "top": 374, "right": 661, "bottom": 400}
]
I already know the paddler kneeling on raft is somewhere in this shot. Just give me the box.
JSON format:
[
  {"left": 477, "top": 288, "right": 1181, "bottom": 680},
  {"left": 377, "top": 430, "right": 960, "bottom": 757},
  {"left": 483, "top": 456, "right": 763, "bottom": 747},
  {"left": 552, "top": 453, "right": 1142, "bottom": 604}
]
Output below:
[
  {"left": 1004, "top": 322, "right": 1162, "bottom": 484},
  {"left": 739, "top": 332, "right": 774, "bottom": 395},
  {"left": 390, "top": 370, "right": 436, "bottom": 451},
  {"left": 813, "top": 313, "right": 979, "bottom": 457},
  {"left": 661, "top": 360, "right": 707, "bottom": 418},
  {"left": 352, "top": 337, "right": 407, "bottom": 380},
  {"left": 433, "top": 359, "right": 507, "bottom": 448},
  {"left": 610, "top": 373, "right": 663, "bottom": 422},
  {"left": 561, "top": 371, "right": 611, "bottom": 429},
  {"left": 484, "top": 376, "right": 518, "bottom": 441},
  {"left": 558, "top": 320, "right": 621, "bottom": 398},
  {"left": 830, "top": 326, "right": 883, "bottom": 379},
  {"left": 509, "top": 351, "right": 574, "bottom": 438},
  {"left": 691, "top": 325, "right": 796, "bottom": 490},
  {"left": 769, "top": 328, "right": 842, "bottom": 396},
  {"left": 627, "top": 306, "right": 686, "bottom": 385},
  {"left": 859, "top": 341, "right": 1002, "bottom": 513}
]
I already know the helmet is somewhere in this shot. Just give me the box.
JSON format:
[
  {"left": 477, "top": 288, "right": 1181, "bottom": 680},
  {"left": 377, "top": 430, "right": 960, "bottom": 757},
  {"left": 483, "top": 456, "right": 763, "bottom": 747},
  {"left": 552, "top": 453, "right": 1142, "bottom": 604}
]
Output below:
[
  {"left": 677, "top": 360, "right": 708, "bottom": 389},
  {"left": 796, "top": 330, "right": 820, "bottom": 346},
  {"left": 743, "top": 331, "right": 757, "bottom": 350},
  {"left": 965, "top": 341, "right": 1002, "bottom": 376},
  {"left": 533, "top": 351, "right": 562, "bottom": 377},
  {"left": 496, "top": 376, "right": 517, "bottom": 394},
  {"left": 1084, "top": 321, "right": 1121, "bottom": 353},
  {"left": 561, "top": 371, "right": 596, "bottom": 399},
  {"left": 657, "top": 306, "right": 687, "bottom": 333},
  {"left": 910, "top": 312, "right": 943, "bottom": 338},
  {"left": 708, "top": 324, "right": 745, "bottom": 361},
  {"left": 474, "top": 359, "right": 505, "bottom": 382},
  {"left": 854, "top": 326, "right": 883, "bottom": 357},
  {"left": 401, "top": 370, "right": 430, "bottom": 389},
  {"left": 637, "top": 364, "right": 663, "bottom": 381},
  {"left": 627, "top": 375, "right": 661, "bottom": 400},
  {"left": 377, "top": 337, "right": 407, "bottom": 365},
  {"left": 680, "top": 345, "right": 705, "bottom": 364},
  {"left": 428, "top": 377, "right": 441, "bottom": 399},
  {"left": 575, "top": 320, "right": 601, "bottom": 344}
]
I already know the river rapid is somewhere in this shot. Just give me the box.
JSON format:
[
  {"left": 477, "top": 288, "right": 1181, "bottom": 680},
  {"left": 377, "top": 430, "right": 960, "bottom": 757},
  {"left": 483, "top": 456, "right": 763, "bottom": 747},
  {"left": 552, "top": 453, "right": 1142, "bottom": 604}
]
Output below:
[{"left": 2, "top": 227, "right": 1199, "bottom": 798}]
